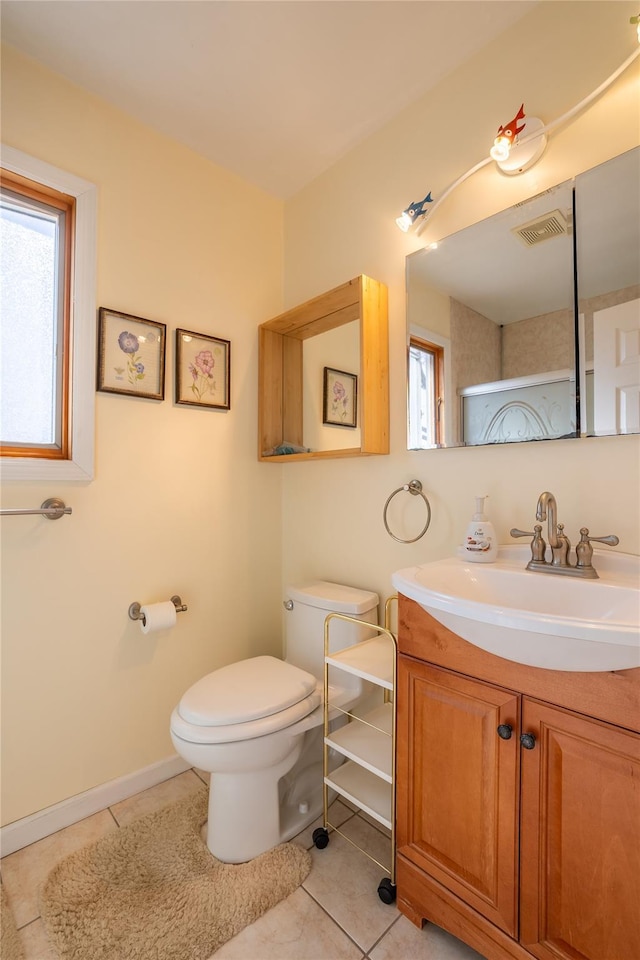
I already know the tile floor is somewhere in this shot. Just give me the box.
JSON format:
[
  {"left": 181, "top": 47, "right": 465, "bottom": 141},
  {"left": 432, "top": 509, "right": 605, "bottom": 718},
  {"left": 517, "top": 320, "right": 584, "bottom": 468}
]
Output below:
[{"left": 1, "top": 770, "right": 486, "bottom": 960}]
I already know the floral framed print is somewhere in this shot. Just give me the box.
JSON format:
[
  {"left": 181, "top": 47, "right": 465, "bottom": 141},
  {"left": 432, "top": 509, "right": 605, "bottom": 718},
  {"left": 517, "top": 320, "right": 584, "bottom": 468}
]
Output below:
[
  {"left": 97, "top": 308, "right": 166, "bottom": 400},
  {"left": 175, "top": 329, "right": 231, "bottom": 410},
  {"left": 323, "top": 367, "right": 357, "bottom": 428}
]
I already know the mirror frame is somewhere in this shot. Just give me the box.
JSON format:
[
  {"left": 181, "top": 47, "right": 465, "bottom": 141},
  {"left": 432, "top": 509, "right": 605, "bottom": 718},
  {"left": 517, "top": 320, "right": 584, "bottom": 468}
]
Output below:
[{"left": 258, "top": 275, "right": 389, "bottom": 461}]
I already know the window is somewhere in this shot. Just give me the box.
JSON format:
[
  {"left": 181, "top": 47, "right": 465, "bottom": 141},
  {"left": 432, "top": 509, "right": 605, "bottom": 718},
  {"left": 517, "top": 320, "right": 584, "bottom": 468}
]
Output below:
[
  {"left": 408, "top": 335, "right": 444, "bottom": 448},
  {"left": 1, "top": 172, "right": 73, "bottom": 458},
  {"left": 0, "top": 147, "right": 97, "bottom": 481}
]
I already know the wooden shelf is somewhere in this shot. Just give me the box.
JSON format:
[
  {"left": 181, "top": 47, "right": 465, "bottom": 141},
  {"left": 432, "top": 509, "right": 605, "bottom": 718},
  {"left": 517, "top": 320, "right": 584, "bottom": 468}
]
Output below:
[{"left": 258, "top": 275, "right": 389, "bottom": 462}]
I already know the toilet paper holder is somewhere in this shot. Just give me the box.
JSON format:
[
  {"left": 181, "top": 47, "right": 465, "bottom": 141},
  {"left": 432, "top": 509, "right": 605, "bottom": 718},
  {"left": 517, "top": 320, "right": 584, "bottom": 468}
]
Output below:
[{"left": 128, "top": 595, "right": 187, "bottom": 625}]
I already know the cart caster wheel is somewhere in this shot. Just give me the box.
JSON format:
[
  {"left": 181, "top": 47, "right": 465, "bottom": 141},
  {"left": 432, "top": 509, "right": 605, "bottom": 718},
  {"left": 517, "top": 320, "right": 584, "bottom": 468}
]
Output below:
[
  {"left": 377, "top": 878, "right": 397, "bottom": 904},
  {"left": 312, "top": 827, "right": 330, "bottom": 849}
]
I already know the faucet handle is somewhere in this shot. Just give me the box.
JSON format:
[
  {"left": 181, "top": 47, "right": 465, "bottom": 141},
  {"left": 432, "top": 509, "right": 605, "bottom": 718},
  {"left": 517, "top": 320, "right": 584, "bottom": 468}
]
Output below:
[
  {"left": 511, "top": 525, "right": 546, "bottom": 563},
  {"left": 578, "top": 528, "right": 620, "bottom": 547},
  {"left": 576, "top": 528, "right": 619, "bottom": 571}
]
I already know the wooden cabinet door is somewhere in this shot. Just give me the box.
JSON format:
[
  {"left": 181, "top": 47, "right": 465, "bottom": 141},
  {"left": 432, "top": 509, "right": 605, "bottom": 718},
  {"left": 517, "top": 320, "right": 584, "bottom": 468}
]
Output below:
[
  {"left": 520, "top": 699, "right": 640, "bottom": 960},
  {"left": 397, "top": 655, "right": 520, "bottom": 936}
]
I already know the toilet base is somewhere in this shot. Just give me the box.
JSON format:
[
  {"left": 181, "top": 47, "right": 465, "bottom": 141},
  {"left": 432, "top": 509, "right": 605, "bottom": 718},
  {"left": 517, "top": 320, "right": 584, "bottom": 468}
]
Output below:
[
  {"left": 278, "top": 727, "right": 326, "bottom": 841},
  {"left": 201, "top": 725, "right": 332, "bottom": 863},
  {"left": 205, "top": 739, "right": 304, "bottom": 863}
]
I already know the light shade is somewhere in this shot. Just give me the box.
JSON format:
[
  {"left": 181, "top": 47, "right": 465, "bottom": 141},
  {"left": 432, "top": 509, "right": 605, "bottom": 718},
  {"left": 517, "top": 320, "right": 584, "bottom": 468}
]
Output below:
[{"left": 494, "top": 117, "right": 548, "bottom": 175}]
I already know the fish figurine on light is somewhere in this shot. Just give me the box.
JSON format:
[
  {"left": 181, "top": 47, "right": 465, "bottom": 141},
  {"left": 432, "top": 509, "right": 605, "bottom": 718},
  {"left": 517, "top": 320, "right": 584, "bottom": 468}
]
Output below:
[
  {"left": 497, "top": 103, "right": 526, "bottom": 145},
  {"left": 490, "top": 103, "right": 526, "bottom": 161},
  {"left": 396, "top": 191, "right": 433, "bottom": 232}
]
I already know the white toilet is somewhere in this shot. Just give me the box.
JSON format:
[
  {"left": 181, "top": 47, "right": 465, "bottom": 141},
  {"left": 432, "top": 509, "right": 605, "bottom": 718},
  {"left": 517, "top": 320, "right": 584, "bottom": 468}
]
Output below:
[{"left": 170, "top": 580, "right": 378, "bottom": 863}]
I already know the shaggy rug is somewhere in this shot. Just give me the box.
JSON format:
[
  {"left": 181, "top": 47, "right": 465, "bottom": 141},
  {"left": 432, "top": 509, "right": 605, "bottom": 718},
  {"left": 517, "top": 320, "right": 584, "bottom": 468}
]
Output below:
[
  {"left": 1, "top": 884, "right": 26, "bottom": 960},
  {"left": 40, "top": 786, "right": 312, "bottom": 960}
]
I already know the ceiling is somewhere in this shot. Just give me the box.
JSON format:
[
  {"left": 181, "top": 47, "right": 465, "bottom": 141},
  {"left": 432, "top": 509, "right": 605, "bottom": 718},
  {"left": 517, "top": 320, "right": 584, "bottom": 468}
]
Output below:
[{"left": 1, "top": 0, "right": 537, "bottom": 198}]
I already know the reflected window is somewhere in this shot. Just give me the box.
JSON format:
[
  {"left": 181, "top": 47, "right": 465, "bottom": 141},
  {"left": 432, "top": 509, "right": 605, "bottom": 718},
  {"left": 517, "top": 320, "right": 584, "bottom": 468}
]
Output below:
[{"left": 408, "top": 336, "right": 443, "bottom": 448}]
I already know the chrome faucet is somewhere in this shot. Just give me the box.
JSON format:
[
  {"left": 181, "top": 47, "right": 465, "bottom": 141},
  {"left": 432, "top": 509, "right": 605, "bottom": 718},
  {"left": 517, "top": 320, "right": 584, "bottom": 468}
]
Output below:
[
  {"left": 536, "top": 491, "right": 559, "bottom": 550},
  {"left": 511, "top": 491, "right": 619, "bottom": 579}
]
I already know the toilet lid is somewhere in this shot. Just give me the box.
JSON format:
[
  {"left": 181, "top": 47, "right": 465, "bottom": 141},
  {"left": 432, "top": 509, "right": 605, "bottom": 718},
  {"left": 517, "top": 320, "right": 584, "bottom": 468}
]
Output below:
[
  {"left": 171, "top": 688, "right": 322, "bottom": 744},
  {"left": 177, "top": 656, "right": 318, "bottom": 726}
]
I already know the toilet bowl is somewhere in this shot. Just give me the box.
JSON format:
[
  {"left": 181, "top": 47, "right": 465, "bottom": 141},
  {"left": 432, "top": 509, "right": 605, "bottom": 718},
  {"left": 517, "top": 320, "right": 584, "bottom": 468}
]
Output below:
[{"left": 170, "top": 581, "right": 379, "bottom": 863}]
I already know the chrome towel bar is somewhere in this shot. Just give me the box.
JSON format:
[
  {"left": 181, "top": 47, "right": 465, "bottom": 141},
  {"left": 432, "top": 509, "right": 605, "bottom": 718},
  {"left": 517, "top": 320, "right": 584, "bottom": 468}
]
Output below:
[{"left": 0, "top": 498, "right": 72, "bottom": 520}]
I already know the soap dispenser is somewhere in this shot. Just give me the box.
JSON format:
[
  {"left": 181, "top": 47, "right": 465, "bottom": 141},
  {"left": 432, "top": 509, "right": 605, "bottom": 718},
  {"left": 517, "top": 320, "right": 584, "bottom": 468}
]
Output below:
[{"left": 464, "top": 495, "right": 498, "bottom": 563}]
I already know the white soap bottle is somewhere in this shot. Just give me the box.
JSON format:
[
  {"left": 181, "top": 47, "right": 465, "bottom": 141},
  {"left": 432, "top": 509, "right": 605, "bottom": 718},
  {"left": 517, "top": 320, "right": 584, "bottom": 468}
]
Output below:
[{"left": 463, "top": 495, "right": 498, "bottom": 563}]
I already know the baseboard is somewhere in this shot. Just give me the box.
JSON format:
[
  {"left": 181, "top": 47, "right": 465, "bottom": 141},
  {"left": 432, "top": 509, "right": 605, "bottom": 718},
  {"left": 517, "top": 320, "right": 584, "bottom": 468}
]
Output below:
[{"left": 0, "top": 755, "right": 191, "bottom": 856}]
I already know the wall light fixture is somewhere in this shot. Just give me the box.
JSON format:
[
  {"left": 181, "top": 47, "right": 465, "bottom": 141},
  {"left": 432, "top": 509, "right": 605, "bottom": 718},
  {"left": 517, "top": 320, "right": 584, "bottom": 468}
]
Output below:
[
  {"left": 489, "top": 104, "right": 548, "bottom": 174},
  {"left": 397, "top": 20, "right": 640, "bottom": 236}
]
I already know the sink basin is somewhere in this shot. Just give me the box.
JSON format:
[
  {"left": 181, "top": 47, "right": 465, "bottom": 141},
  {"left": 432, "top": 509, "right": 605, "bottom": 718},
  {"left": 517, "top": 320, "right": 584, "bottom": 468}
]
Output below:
[{"left": 392, "top": 545, "right": 640, "bottom": 672}]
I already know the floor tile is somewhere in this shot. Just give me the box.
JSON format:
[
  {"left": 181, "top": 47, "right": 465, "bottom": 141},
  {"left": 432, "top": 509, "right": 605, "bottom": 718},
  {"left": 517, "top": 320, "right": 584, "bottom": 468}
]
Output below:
[
  {"left": 209, "top": 887, "right": 364, "bottom": 959},
  {"left": 0, "top": 809, "right": 117, "bottom": 928},
  {"left": 338, "top": 815, "right": 393, "bottom": 873},
  {"left": 369, "top": 914, "right": 487, "bottom": 960},
  {"left": 18, "top": 918, "right": 58, "bottom": 960},
  {"left": 302, "top": 818, "right": 398, "bottom": 953},
  {"left": 109, "top": 769, "right": 204, "bottom": 826}
]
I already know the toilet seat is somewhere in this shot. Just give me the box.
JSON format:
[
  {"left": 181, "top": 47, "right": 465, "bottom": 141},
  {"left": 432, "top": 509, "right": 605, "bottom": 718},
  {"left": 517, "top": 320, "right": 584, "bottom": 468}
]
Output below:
[{"left": 171, "top": 655, "right": 322, "bottom": 745}]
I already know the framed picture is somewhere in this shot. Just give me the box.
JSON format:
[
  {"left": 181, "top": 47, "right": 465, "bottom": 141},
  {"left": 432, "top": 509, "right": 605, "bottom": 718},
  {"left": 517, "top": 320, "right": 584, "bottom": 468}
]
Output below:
[
  {"left": 97, "top": 308, "right": 166, "bottom": 400},
  {"left": 175, "top": 329, "right": 231, "bottom": 410},
  {"left": 323, "top": 367, "right": 357, "bottom": 428}
]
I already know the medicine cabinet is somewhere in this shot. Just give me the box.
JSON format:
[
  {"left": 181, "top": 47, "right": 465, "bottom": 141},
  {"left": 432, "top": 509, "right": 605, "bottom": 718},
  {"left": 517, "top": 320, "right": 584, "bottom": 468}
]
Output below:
[
  {"left": 258, "top": 275, "right": 389, "bottom": 462},
  {"left": 405, "top": 147, "right": 640, "bottom": 449}
]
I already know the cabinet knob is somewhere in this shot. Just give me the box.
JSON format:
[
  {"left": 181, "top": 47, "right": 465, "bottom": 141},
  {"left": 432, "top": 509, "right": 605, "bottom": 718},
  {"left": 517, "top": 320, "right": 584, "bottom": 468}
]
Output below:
[
  {"left": 520, "top": 732, "right": 537, "bottom": 750},
  {"left": 497, "top": 724, "right": 513, "bottom": 740}
]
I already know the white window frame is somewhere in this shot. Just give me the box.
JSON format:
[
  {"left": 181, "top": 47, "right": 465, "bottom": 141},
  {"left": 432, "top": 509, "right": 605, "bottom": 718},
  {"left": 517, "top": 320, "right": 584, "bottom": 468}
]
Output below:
[{"left": 1, "top": 146, "right": 97, "bottom": 481}]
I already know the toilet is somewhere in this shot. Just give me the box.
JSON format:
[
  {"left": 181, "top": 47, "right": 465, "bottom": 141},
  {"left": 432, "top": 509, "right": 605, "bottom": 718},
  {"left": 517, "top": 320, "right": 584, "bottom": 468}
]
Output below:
[{"left": 170, "top": 580, "right": 379, "bottom": 863}]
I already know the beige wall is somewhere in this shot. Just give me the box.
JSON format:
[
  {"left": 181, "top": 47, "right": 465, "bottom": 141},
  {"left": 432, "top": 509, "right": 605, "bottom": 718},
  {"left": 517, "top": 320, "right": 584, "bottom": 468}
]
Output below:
[
  {"left": 281, "top": 1, "right": 640, "bottom": 604},
  {"left": 1, "top": 1, "right": 639, "bottom": 828},
  {"left": 501, "top": 308, "right": 575, "bottom": 381},
  {"left": 0, "top": 46, "right": 285, "bottom": 824}
]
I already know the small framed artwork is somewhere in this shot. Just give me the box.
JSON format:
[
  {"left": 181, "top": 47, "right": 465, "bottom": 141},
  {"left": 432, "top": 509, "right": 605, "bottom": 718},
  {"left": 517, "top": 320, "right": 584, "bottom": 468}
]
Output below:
[
  {"left": 97, "top": 308, "right": 166, "bottom": 400},
  {"left": 175, "top": 329, "right": 231, "bottom": 410},
  {"left": 323, "top": 367, "right": 357, "bottom": 428}
]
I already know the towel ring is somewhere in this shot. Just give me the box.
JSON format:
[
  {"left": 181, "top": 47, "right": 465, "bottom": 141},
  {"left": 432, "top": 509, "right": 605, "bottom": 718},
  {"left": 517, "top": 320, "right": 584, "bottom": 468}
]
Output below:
[{"left": 383, "top": 479, "right": 432, "bottom": 543}]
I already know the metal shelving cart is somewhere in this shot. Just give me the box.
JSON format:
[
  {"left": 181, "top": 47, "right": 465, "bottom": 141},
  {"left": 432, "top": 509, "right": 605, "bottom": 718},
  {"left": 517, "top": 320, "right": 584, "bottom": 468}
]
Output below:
[{"left": 312, "top": 602, "right": 397, "bottom": 904}]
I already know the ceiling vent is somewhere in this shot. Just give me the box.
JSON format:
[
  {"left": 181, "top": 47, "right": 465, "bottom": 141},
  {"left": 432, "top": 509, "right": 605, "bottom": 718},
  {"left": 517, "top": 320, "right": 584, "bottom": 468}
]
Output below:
[{"left": 513, "top": 209, "right": 571, "bottom": 246}]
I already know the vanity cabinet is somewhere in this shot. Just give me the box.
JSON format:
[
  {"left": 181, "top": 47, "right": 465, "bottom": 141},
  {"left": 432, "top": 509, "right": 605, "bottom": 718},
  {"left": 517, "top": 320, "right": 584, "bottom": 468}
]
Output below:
[{"left": 396, "top": 595, "right": 640, "bottom": 960}]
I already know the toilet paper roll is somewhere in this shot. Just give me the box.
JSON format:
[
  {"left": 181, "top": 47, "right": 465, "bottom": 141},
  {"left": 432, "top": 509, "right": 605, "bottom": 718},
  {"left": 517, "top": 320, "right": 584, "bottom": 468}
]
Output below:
[{"left": 139, "top": 601, "right": 177, "bottom": 634}]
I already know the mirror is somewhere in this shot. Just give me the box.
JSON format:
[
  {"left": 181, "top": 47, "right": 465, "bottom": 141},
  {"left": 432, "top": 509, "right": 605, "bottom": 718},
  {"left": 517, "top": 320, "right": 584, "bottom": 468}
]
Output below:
[
  {"left": 302, "top": 320, "right": 360, "bottom": 451},
  {"left": 258, "top": 275, "right": 389, "bottom": 462},
  {"left": 406, "top": 147, "right": 640, "bottom": 448},
  {"left": 406, "top": 180, "right": 577, "bottom": 448},
  {"left": 575, "top": 147, "right": 640, "bottom": 437}
]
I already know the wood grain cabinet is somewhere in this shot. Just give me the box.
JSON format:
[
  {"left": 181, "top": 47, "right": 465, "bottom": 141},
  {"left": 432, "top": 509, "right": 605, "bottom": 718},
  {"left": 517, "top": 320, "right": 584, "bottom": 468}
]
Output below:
[{"left": 396, "top": 595, "right": 640, "bottom": 960}]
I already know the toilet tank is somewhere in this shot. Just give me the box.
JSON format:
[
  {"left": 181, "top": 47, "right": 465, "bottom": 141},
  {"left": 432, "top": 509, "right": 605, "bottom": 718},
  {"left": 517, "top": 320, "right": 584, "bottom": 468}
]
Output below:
[{"left": 283, "top": 580, "right": 379, "bottom": 681}]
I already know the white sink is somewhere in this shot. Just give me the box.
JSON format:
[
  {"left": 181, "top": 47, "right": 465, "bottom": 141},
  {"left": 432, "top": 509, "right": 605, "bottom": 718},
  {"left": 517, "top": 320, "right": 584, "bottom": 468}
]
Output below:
[{"left": 392, "top": 544, "right": 640, "bottom": 672}]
